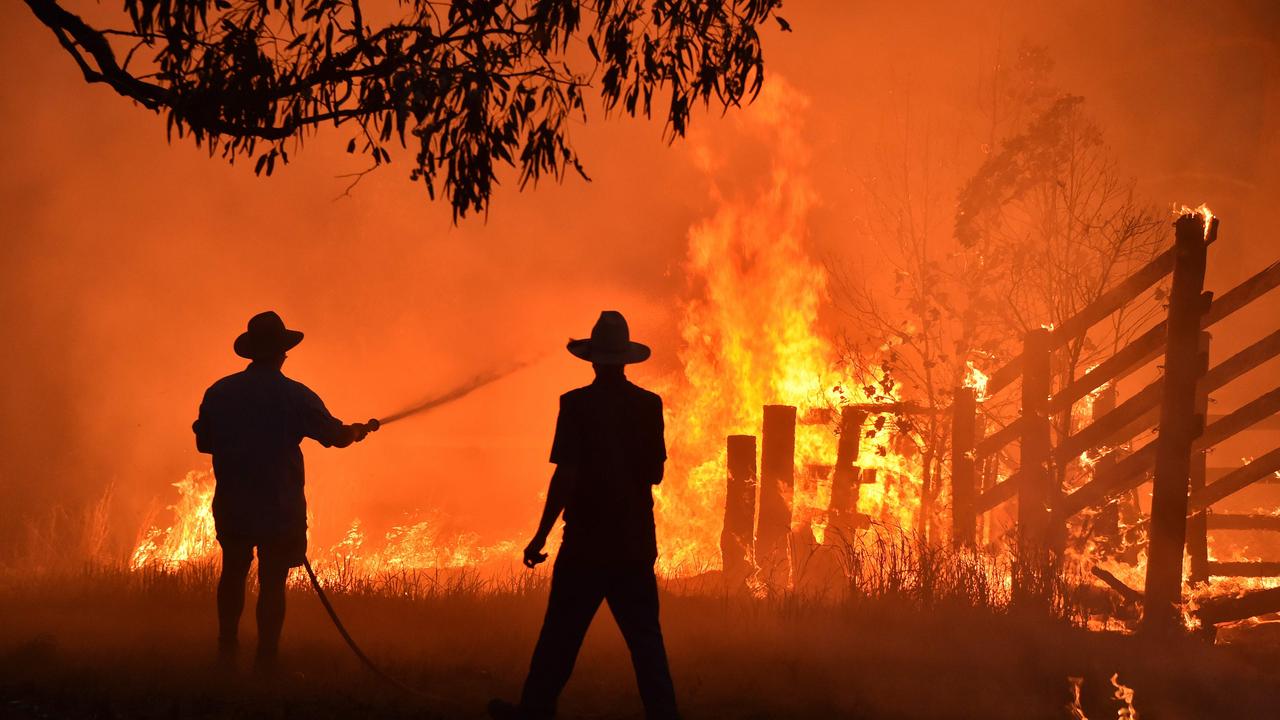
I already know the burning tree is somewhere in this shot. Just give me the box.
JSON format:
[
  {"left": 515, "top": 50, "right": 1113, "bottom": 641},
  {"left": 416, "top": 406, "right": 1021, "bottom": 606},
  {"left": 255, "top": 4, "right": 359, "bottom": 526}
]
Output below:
[
  {"left": 835, "top": 45, "right": 1165, "bottom": 549},
  {"left": 23, "top": 0, "right": 787, "bottom": 218},
  {"left": 956, "top": 94, "right": 1166, "bottom": 557}
]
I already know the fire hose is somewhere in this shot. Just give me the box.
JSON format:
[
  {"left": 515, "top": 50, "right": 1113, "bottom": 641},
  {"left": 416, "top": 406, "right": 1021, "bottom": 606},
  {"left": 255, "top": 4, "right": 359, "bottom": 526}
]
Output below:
[
  {"left": 298, "top": 362, "right": 530, "bottom": 702},
  {"left": 301, "top": 558, "right": 447, "bottom": 702}
]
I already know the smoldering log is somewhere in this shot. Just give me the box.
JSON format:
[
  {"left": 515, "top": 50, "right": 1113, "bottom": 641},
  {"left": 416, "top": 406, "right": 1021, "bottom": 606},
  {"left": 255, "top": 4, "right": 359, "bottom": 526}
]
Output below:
[
  {"left": 1090, "top": 566, "right": 1144, "bottom": 606},
  {"left": 756, "top": 404, "right": 797, "bottom": 586},
  {"left": 1197, "top": 586, "right": 1280, "bottom": 626},
  {"left": 721, "top": 434, "right": 758, "bottom": 588}
]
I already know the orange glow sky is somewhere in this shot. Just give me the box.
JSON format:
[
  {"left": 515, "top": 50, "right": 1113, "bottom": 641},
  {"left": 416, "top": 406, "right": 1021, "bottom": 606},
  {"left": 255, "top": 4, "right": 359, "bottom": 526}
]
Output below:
[{"left": 2, "top": 0, "right": 1278, "bottom": 555}]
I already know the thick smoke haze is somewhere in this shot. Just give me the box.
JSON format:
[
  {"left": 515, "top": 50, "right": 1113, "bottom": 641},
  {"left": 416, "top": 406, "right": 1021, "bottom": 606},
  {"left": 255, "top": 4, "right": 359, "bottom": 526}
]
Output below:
[{"left": 1, "top": 0, "right": 1277, "bottom": 557}]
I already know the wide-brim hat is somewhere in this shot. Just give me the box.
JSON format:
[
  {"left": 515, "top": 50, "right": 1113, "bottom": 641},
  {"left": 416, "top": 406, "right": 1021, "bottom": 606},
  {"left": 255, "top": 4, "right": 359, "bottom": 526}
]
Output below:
[
  {"left": 567, "top": 310, "right": 650, "bottom": 364},
  {"left": 234, "top": 311, "right": 304, "bottom": 360}
]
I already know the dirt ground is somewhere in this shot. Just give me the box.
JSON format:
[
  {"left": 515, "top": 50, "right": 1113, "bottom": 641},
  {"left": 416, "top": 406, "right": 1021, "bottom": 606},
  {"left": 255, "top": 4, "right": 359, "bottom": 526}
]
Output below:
[{"left": 2, "top": 571, "right": 1279, "bottom": 720}]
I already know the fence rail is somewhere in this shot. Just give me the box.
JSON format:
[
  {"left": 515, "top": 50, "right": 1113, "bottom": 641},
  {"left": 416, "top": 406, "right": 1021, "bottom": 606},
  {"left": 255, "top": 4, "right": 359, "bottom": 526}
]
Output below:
[{"left": 947, "top": 211, "right": 1280, "bottom": 631}]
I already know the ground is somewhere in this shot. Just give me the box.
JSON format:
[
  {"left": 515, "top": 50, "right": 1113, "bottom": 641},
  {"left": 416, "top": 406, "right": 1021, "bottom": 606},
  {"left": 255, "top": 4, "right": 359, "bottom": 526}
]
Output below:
[{"left": 2, "top": 568, "right": 1279, "bottom": 719}]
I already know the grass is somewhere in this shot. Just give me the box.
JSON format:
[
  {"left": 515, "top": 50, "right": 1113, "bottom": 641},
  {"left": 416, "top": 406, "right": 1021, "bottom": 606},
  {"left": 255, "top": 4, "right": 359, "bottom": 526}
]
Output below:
[{"left": 3, "top": 541, "right": 1280, "bottom": 719}]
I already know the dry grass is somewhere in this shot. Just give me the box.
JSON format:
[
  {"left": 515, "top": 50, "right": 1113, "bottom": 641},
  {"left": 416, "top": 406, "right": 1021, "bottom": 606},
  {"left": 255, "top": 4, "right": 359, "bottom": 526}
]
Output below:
[{"left": 3, "top": 543, "right": 1280, "bottom": 719}]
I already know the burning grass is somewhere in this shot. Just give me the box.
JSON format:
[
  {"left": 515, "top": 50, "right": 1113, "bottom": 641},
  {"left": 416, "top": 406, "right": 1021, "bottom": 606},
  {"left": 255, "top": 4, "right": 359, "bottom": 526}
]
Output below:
[
  {"left": 4, "top": 552, "right": 1280, "bottom": 719},
  {"left": 7, "top": 488, "right": 1279, "bottom": 718}
]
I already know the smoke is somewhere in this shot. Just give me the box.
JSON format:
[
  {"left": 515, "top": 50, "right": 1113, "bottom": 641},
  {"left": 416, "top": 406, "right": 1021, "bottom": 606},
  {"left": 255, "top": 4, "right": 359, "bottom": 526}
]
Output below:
[{"left": 1, "top": 0, "right": 1278, "bottom": 558}]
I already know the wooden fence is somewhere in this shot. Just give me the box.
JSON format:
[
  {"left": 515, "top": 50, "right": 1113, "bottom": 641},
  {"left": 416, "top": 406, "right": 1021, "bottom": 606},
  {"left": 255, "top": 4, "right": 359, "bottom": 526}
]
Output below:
[{"left": 950, "top": 212, "right": 1280, "bottom": 633}]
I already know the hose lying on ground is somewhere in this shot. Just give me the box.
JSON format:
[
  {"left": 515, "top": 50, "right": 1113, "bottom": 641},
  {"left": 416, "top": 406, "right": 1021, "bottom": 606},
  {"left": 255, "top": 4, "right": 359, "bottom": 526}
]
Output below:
[{"left": 302, "top": 558, "right": 455, "bottom": 705}]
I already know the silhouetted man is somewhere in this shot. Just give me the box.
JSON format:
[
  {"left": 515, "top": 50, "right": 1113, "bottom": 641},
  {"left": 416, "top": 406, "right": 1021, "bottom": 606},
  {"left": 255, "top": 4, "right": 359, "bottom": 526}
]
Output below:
[
  {"left": 490, "top": 311, "right": 679, "bottom": 720},
  {"left": 193, "top": 311, "right": 377, "bottom": 670}
]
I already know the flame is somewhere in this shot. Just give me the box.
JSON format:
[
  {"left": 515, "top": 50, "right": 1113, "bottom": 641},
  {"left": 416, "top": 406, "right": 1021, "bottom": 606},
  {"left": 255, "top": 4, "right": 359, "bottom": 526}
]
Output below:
[
  {"left": 1111, "top": 674, "right": 1138, "bottom": 720},
  {"left": 130, "top": 473, "right": 521, "bottom": 575},
  {"left": 129, "top": 470, "right": 218, "bottom": 570},
  {"left": 1174, "top": 203, "right": 1214, "bottom": 240},
  {"left": 1066, "top": 677, "right": 1088, "bottom": 720},
  {"left": 963, "top": 361, "right": 989, "bottom": 402},
  {"left": 130, "top": 79, "right": 927, "bottom": 588},
  {"left": 654, "top": 78, "right": 922, "bottom": 576}
]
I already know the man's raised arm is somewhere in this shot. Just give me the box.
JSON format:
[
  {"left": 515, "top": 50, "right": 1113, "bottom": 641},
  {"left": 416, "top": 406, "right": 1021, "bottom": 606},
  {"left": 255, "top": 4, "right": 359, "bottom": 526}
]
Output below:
[{"left": 297, "top": 385, "right": 375, "bottom": 448}]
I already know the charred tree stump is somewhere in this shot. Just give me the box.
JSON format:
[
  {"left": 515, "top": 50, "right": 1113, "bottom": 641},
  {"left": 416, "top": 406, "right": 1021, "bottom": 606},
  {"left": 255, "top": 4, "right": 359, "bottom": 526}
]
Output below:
[
  {"left": 1142, "top": 214, "right": 1214, "bottom": 636},
  {"left": 721, "top": 434, "right": 758, "bottom": 591},
  {"left": 1187, "top": 332, "right": 1212, "bottom": 586},
  {"left": 757, "top": 404, "right": 797, "bottom": 589},
  {"left": 1015, "top": 328, "right": 1054, "bottom": 605},
  {"left": 951, "top": 387, "right": 978, "bottom": 547}
]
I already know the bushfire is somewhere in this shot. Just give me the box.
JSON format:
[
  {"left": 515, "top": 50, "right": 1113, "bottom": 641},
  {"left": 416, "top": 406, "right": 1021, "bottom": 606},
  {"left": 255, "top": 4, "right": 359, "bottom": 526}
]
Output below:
[
  {"left": 127, "top": 101, "right": 1278, "bottom": 636},
  {"left": 130, "top": 82, "right": 926, "bottom": 585}
]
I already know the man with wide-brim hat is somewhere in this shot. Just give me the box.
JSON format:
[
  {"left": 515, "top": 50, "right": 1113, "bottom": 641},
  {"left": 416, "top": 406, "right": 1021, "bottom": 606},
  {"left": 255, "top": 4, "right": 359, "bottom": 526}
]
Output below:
[
  {"left": 194, "top": 310, "right": 379, "bottom": 671},
  {"left": 491, "top": 310, "right": 679, "bottom": 720}
]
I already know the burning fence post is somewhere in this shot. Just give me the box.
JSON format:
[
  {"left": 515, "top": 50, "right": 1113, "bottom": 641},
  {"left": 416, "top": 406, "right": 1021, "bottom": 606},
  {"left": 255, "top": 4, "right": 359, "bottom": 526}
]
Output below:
[
  {"left": 1143, "top": 212, "right": 1213, "bottom": 636},
  {"left": 757, "top": 404, "right": 797, "bottom": 588},
  {"left": 1016, "top": 327, "right": 1055, "bottom": 603},
  {"left": 721, "top": 434, "right": 758, "bottom": 590},
  {"left": 950, "top": 387, "right": 978, "bottom": 547},
  {"left": 1187, "top": 332, "right": 1212, "bottom": 585},
  {"left": 828, "top": 408, "right": 869, "bottom": 540},
  {"left": 1092, "top": 383, "right": 1122, "bottom": 548}
]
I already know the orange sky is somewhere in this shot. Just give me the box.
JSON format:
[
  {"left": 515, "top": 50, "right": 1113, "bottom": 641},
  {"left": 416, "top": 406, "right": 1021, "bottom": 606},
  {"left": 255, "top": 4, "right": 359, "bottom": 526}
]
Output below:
[{"left": 2, "top": 0, "right": 1279, "bottom": 555}]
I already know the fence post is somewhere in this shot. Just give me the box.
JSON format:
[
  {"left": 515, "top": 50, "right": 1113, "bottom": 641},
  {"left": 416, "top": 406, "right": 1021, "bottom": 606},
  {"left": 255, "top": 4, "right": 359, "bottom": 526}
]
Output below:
[
  {"left": 1020, "top": 331, "right": 1054, "bottom": 543},
  {"left": 1092, "top": 383, "right": 1122, "bottom": 551},
  {"left": 722, "top": 434, "right": 758, "bottom": 590},
  {"left": 828, "top": 408, "right": 868, "bottom": 538},
  {"left": 1187, "top": 331, "right": 1213, "bottom": 585},
  {"left": 757, "top": 404, "right": 797, "bottom": 589},
  {"left": 951, "top": 387, "right": 978, "bottom": 547},
  {"left": 1142, "top": 214, "right": 1213, "bottom": 635},
  {"left": 1016, "top": 328, "right": 1054, "bottom": 602}
]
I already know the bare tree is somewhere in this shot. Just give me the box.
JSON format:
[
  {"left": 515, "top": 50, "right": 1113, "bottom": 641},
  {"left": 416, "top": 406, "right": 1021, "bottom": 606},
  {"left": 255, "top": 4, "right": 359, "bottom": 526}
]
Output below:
[
  {"left": 24, "top": 0, "right": 785, "bottom": 219},
  {"left": 832, "top": 44, "right": 1057, "bottom": 542},
  {"left": 835, "top": 45, "right": 1164, "bottom": 547},
  {"left": 956, "top": 94, "right": 1166, "bottom": 554}
]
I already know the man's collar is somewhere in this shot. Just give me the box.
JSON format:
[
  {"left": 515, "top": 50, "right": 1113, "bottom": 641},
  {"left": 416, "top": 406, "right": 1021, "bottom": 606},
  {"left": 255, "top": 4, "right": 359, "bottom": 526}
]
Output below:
[{"left": 591, "top": 373, "right": 628, "bottom": 387}]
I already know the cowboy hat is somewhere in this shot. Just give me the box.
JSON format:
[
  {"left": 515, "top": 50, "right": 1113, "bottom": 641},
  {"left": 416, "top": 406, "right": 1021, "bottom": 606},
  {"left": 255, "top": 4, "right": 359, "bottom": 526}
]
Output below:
[
  {"left": 234, "top": 311, "right": 304, "bottom": 360},
  {"left": 567, "top": 311, "right": 650, "bottom": 365}
]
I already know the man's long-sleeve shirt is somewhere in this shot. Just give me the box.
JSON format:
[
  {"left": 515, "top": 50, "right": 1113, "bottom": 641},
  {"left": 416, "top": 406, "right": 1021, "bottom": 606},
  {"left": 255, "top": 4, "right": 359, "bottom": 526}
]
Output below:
[{"left": 193, "top": 362, "right": 356, "bottom": 544}]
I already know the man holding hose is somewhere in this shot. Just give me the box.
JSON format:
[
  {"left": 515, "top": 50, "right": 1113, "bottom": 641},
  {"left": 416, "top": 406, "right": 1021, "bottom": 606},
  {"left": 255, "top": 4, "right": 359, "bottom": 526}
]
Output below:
[
  {"left": 491, "top": 310, "right": 679, "bottom": 720},
  {"left": 193, "top": 310, "right": 378, "bottom": 671}
]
